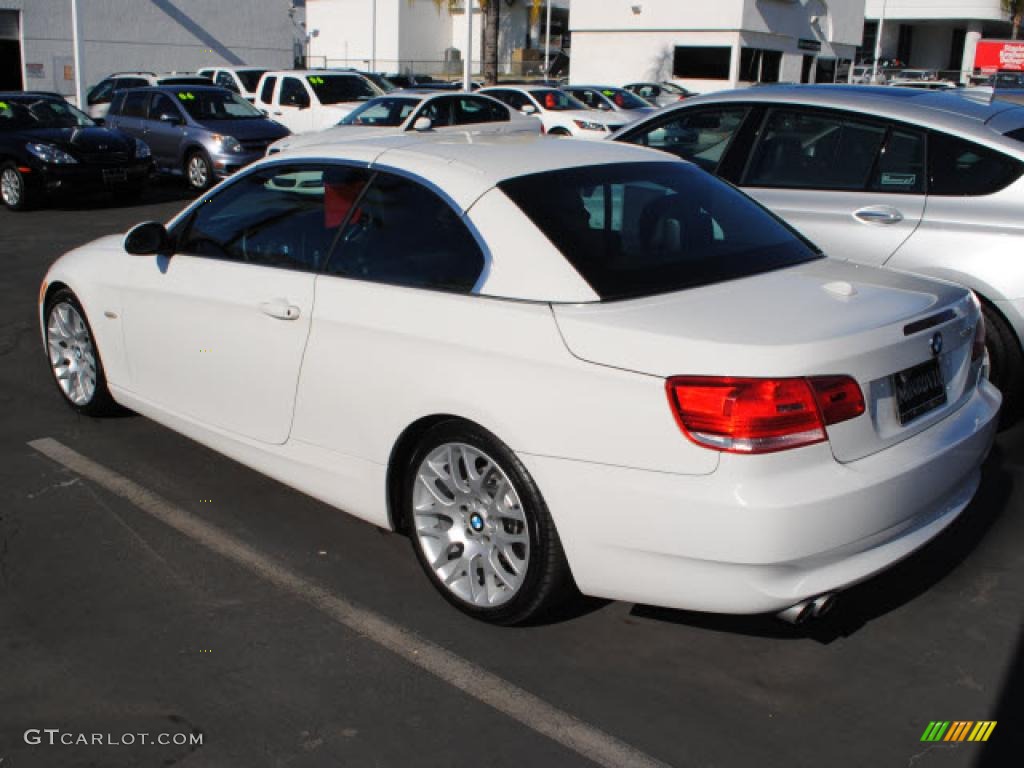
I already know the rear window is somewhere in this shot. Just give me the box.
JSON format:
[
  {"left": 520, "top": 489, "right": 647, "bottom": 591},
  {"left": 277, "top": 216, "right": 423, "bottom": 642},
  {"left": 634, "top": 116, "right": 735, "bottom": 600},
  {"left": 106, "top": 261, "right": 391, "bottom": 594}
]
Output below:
[
  {"left": 499, "top": 162, "right": 820, "bottom": 301},
  {"left": 928, "top": 131, "right": 1024, "bottom": 195}
]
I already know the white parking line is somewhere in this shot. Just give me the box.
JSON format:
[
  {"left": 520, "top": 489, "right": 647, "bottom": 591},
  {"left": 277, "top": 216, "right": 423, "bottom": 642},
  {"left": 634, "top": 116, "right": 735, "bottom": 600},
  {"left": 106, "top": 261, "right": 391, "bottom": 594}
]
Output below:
[{"left": 28, "top": 437, "right": 674, "bottom": 768}]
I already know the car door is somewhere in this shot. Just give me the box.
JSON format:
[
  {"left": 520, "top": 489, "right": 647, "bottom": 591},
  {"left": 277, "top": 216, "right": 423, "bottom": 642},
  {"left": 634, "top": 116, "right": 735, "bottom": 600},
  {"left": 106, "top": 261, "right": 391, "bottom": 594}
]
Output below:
[
  {"left": 290, "top": 169, "right": 487, "bottom": 459},
  {"left": 107, "top": 90, "right": 150, "bottom": 140},
  {"left": 142, "top": 92, "right": 185, "bottom": 170},
  {"left": 118, "top": 163, "right": 352, "bottom": 443},
  {"left": 273, "top": 76, "right": 314, "bottom": 134},
  {"left": 739, "top": 107, "right": 926, "bottom": 264}
]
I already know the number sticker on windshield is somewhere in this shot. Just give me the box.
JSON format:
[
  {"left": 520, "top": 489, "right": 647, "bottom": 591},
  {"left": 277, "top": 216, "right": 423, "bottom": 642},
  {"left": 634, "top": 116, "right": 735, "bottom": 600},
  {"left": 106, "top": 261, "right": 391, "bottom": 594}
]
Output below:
[
  {"left": 176, "top": 92, "right": 196, "bottom": 101},
  {"left": 308, "top": 76, "right": 324, "bottom": 85},
  {"left": 0, "top": 101, "right": 8, "bottom": 110}
]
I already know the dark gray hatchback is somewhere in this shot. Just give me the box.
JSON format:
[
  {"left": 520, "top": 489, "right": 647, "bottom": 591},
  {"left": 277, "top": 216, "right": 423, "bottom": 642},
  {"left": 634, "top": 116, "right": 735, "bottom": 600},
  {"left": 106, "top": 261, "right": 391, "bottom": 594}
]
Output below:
[{"left": 106, "top": 85, "right": 289, "bottom": 191}]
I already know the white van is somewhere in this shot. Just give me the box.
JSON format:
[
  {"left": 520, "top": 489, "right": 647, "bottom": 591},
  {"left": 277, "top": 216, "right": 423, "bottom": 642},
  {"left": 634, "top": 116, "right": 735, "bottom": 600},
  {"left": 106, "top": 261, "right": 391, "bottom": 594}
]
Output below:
[{"left": 253, "top": 70, "right": 380, "bottom": 134}]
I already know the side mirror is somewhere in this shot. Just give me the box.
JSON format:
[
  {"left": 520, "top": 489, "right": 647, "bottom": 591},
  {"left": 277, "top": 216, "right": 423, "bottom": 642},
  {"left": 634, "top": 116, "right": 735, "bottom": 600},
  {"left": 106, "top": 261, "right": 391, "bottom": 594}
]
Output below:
[
  {"left": 159, "top": 112, "right": 182, "bottom": 124},
  {"left": 521, "top": 104, "right": 537, "bottom": 115},
  {"left": 124, "top": 221, "right": 171, "bottom": 255},
  {"left": 412, "top": 116, "right": 433, "bottom": 132}
]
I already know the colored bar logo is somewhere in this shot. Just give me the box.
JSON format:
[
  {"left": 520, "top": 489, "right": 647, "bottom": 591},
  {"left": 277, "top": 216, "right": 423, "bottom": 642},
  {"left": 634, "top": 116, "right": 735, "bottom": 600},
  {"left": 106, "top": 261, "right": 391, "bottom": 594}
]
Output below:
[{"left": 920, "top": 721, "right": 997, "bottom": 742}]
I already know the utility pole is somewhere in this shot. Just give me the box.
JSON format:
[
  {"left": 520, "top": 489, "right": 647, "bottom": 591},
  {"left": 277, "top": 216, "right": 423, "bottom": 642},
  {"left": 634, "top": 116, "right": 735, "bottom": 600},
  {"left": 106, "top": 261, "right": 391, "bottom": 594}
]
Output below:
[
  {"left": 544, "top": 1, "right": 552, "bottom": 77},
  {"left": 71, "top": 0, "right": 85, "bottom": 107},
  {"left": 371, "top": 0, "right": 377, "bottom": 72},
  {"left": 463, "top": 1, "right": 473, "bottom": 90},
  {"left": 871, "top": 0, "right": 886, "bottom": 84}
]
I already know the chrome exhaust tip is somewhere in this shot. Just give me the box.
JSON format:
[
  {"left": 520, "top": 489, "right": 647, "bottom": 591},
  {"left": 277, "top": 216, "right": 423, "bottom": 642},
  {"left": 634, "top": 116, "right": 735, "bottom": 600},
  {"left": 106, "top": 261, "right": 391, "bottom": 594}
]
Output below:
[
  {"left": 776, "top": 600, "right": 814, "bottom": 625},
  {"left": 811, "top": 593, "right": 837, "bottom": 618}
]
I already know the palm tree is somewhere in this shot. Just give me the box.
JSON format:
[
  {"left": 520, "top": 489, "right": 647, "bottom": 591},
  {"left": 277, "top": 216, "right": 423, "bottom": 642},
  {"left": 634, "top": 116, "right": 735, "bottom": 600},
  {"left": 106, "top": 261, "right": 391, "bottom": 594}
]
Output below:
[
  {"left": 1005, "top": 0, "right": 1023, "bottom": 39},
  {"left": 433, "top": 0, "right": 545, "bottom": 85}
]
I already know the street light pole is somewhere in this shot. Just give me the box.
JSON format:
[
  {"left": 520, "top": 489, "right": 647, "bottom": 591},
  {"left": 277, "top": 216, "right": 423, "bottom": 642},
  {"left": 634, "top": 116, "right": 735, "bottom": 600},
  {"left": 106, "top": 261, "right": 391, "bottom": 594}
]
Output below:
[
  {"left": 463, "top": 0, "right": 473, "bottom": 90},
  {"left": 871, "top": 0, "right": 886, "bottom": 84},
  {"left": 544, "top": 1, "right": 552, "bottom": 77},
  {"left": 371, "top": 0, "right": 377, "bottom": 72},
  {"left": 71, "top": 0, "right": 85, "bottom": 107}
]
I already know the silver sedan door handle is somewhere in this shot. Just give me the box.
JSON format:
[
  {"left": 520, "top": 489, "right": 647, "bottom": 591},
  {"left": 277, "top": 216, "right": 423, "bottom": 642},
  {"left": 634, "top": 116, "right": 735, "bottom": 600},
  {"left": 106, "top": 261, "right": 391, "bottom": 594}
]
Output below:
[
  {"left": 259, "top": 299, "right": 300, "bottom": 320},
  {"left": 853, "top": 206, "right": 904, "bottom": 225}
]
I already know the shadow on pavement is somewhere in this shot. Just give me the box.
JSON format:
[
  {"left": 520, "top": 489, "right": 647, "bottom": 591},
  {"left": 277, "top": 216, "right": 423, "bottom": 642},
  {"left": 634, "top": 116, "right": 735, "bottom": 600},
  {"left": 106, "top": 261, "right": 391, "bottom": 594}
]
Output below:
[
  {"left": 976, "top": 626, "right": 1023, "bottom": 766},
  {"left": 630, "top": 444, "right": 1015, "bottom": 644},
  {"left": 46, "top": 178, "right": 197, "bottom": 211}
]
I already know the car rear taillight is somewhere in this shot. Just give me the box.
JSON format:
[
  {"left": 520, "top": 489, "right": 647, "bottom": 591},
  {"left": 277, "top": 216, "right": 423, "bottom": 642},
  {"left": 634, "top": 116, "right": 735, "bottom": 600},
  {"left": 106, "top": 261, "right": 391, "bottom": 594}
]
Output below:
[
  {"left": 666, "top": 375, "right": 865, "bottom": 454},
  {"left": 971, "top": 315, "right": 986, "bottom": 363}
]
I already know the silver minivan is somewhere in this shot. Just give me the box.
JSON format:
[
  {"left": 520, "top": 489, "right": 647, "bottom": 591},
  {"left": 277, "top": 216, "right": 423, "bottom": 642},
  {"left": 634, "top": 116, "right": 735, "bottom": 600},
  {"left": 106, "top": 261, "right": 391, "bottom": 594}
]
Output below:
[{"left": 612, "top": 85, "right": 1024, "bottom": 424}]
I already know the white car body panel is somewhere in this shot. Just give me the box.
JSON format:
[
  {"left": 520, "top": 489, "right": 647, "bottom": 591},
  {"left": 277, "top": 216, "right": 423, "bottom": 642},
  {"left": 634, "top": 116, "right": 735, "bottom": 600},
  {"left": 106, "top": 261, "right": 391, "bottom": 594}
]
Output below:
[
  {"left": 39, "top": 134, "right": 1001, "bottom": 616},
  {"left": 479, "top": 87, "right": 625, "bottom": 140}
]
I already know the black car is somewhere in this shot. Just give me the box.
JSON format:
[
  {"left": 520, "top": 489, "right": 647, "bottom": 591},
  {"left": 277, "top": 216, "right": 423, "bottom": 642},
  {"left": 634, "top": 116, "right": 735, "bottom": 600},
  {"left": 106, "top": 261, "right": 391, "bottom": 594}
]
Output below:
[{"left": 0, "top": 92, "right": 152, "bottom": 211}]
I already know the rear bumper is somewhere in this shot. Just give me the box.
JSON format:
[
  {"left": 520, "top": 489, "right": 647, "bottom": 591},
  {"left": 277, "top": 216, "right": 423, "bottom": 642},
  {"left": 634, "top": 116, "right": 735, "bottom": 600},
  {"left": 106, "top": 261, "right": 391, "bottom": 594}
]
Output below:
[{"left": 519, "top": 379, "right": 1001, "bottom": 614}]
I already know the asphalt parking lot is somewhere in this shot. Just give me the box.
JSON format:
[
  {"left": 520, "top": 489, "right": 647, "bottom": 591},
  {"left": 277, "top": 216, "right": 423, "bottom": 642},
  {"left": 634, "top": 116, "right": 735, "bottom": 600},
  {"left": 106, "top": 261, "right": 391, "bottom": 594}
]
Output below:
[{"left": 1, "top": 187, "right": 1022, "bottom": 768}]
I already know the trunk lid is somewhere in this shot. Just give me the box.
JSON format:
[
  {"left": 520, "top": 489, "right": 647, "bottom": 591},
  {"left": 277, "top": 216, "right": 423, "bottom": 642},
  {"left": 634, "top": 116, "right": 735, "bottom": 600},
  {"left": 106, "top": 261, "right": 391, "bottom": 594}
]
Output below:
[{"left": 552, "top": 259, "right": 982, "bottom": 462}]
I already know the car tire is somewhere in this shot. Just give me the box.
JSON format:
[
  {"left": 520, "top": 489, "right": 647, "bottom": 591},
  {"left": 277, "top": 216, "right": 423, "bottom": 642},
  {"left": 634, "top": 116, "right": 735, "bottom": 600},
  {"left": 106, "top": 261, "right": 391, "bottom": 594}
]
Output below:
[
  {"left": 548, "top": 127, "right": 571, "bottom": 137},
  {"left": 1, "top": 161, "right": 32, "bottom": 211},
  {"left": 43, "top": 288, "right": 119, "bottom": 416},
  {"left": 404, "top": 420, "right": 574, "bottom": 625},
  {"left": 982, "top": 303, "right": 1023, "bottom": 427},
  {"left": 184, "top": 150, "right": 213, "bottom": 192}
]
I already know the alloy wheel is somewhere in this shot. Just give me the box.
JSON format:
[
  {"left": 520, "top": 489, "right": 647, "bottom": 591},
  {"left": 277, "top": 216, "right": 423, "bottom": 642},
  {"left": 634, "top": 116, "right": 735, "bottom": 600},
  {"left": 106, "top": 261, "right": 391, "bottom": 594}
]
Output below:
[
  {"left": 187, "top": 155, "right": 209, "bottom": 189},
  {"left": 412, "top": 442, "right": 530, "bottom": 607},
  {"left": 47, "top": 302, "right": 98, "bottom": 406},
  {"left": 1, "top": 167, "right": 22, "bottom": 207}
]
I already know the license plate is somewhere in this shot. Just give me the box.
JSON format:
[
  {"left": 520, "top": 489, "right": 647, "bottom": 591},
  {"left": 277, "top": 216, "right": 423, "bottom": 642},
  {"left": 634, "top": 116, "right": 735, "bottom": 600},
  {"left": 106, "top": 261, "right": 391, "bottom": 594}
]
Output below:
[
  {"left": 893, "top": 359, "right": 946, "bottom": 425},
  {"left": 102, "top": 168, "right": 128, "bottom": 185}
]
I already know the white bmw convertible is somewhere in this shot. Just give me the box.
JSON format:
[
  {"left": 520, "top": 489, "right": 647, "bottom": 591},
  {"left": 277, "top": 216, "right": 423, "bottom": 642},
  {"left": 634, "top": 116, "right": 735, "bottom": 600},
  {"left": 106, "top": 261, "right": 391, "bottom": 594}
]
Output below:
[{"left": 40, "top": 134, "right": 1000, "bottom": 625}]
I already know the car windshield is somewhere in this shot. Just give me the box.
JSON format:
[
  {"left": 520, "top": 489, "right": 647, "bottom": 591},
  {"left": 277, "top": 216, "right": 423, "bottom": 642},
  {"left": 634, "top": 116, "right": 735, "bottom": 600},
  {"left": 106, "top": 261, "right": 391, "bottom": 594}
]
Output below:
[
  {"left": 339, "top": 96, "right": 421, "bottom": 126},
  {"left": 236, "top": 70, "right": 266, "bottom": 91},
  {"left": 499, "top": 161, "right": 821, "bottom": 301},
  {"left": 0, "top": 97, "right": 95, "bottom": 130},
  {"left": 531, "top": 88, "right": 586, "bottom": 111},
  {"left": 599, "top": 88, "right": 649, "bottom": 110},
  {"left": 361, "top": 73, "right": 397, "bottom": 93},
  {"left": 306, "top": 75, "right": 377, "bottom": 104},
  {"left": 660, "top": 83, "right": 687, "bottom": 94},
  {"left": 174, "top": 90, "right": 264, "bottom": 120}
]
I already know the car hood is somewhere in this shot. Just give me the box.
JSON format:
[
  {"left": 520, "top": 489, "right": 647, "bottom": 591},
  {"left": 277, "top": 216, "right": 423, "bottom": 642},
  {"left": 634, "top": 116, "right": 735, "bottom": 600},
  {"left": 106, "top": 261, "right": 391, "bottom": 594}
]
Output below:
[
  {"left": 14, "top": 126, "right": 135, "bottom": 156},
  {"left": 191, "top": 117, "right": 290, "bottom": 140}
]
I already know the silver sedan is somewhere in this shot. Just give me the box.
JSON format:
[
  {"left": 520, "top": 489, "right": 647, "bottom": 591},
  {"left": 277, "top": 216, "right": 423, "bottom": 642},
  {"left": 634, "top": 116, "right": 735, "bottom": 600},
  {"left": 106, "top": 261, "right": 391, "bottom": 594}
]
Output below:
[{"left": 612, "top": 84, "right": 1024, "bottom": 424}]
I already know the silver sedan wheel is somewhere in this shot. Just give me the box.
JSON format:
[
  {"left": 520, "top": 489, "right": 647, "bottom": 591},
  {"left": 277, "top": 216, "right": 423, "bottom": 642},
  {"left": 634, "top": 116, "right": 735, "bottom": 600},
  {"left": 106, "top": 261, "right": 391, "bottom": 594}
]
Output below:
[
  {"left": 412, "top": 442, "right": 530, "bottom": 607},
  {"left": 47, "top": 302, "right": 98, "bottom": 406},
  {"left": 187, "top": 155, "right": 209, "bottom": 189},
  {"left": 1, "top": 167, "right": 22, "bottom": 207}
]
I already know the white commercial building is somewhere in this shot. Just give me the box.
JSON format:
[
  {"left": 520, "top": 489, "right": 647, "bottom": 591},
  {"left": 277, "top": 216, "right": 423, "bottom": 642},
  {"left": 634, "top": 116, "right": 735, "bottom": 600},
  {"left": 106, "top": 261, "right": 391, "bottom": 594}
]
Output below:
[
  {"left": 305, "top": 0, "right": 569, "bottom": 78},
  {"left": 863, "top": 0, "right": 1016, "bottom": 80},
  {"left": 0, "top": 0, "right": 300, "bottom": 99},
  {"left": 568, "top": 0, "right": 865, "bottom": 91}
]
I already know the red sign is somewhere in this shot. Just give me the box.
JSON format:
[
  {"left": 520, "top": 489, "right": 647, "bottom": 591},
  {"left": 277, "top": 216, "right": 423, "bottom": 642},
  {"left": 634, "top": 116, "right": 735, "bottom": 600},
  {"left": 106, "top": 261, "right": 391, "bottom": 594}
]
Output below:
[{"left": 975, "top": 39, "right": 1024, "bottom": 72}]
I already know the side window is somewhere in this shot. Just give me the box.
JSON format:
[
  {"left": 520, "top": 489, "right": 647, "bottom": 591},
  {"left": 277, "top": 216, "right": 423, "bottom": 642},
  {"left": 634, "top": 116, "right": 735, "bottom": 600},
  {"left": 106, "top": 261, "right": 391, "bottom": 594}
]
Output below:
[
  {"left": 147, "top": 93, "right": 179, "bottom": 120},
  {"left": 622, "top": 107, "right": 749, "bottom": 173},
  {"left": 639, "top": 86, "right": 658, "bottom": 99},
  {"left": 745, "top": 109, "right": 886, "bottom": 190},
  {"left": 177, "top": 165, "right": 370, "bottom": 272},
  {"left": 870, "top": 128, "right": 926, "bottom": 194},
  {"left": 488, "top": 90, "right": 529, "bottom": 111},
  {"left": 325, "top": 172, "right": 484, "bottom": 293},
  {"left": 259, "top": 76, "right": 277, "bottom": 104},
  {"left": 454, "top": 96, "right": 506, "bottom": 124},
  {"left": 417, "top": 97, "right": 454, "bottom": 127},
  {"left": 928, "top": 131, "right": 1024, "bottom": 196},
  {"left": 120, "top": 91, "right": 150, "bottom": 118},
  {"left": 88, "top": 79, "right": 115, "bottom": 105},
  {"left": 215, "top": 71, "right": 239, "bottom": 92},
  {"left": 281, "top": 77, "right": 310, "bottom": 108}
]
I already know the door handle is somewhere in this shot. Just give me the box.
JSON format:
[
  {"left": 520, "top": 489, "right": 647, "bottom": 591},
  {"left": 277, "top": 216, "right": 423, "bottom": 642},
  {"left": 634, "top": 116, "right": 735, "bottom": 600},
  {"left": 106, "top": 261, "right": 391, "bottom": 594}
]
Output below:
[
  {"left": 259, "top": 299, "right": 300, "bottom": 320},
  {"left": 272, "top": 111, "right": 283, "bottom": 116},
  {"left": 853, "top": 206, "right": 904, "bottom": 225}
]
